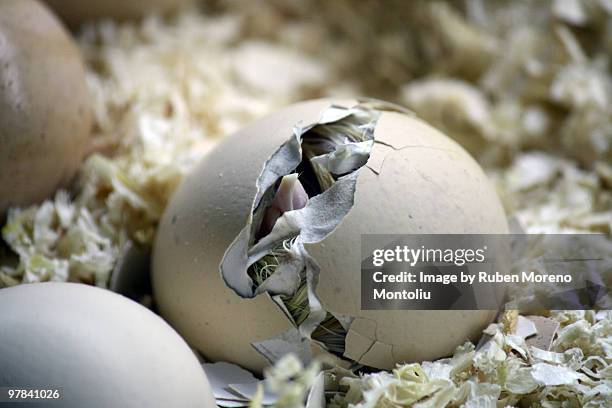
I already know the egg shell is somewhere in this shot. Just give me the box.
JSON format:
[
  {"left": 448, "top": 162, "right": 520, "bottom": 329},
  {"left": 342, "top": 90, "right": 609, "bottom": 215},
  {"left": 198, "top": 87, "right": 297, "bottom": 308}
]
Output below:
[
  {"left": 0, "top": 0, "right": 91, "bottom": 215},
  {"left": 152, "top": 99, "right": 509, "bottom": 372},
  {"left": 44, "top": 0, "right": 195, "bottom": 25},
  {"left": 0, "top": 282, "right": 216, "bottom": 408}
]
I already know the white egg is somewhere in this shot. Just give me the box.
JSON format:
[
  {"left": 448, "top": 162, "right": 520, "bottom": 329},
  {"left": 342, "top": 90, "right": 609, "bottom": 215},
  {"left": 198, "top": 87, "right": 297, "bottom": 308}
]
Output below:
[
  {"left": 153, "top": 99, "right": 509, "bottom": 372},
  {"left": 0, "top": 0, "right": 91, "bottom": 215},
  {"left": 0, "top": 282, "right": 216, "bottom": 408}
]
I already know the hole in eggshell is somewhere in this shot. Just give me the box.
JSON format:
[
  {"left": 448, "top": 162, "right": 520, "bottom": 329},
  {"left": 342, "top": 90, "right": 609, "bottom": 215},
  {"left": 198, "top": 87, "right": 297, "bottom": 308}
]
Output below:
[{"left": 219, "top": 102, "right": 385, "bottom": 357}]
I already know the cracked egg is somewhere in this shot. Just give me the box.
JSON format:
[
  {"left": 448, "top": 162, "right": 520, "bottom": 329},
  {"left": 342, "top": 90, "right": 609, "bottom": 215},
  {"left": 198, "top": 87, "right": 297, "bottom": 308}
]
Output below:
[{"left": 152, "top": 98, "right": 509, "bottom": 373}]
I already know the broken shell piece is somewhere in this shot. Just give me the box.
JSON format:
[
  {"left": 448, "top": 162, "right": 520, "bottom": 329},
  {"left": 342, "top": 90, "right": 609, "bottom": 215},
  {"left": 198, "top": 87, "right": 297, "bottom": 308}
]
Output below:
[
  {"left": 152, "top": 98, "right": 509, "bottom": 373},
  {"left": 202, "top": 361, "right": 278, "bottom": 407},
  {"left": 513, "top": 315, "right": 538, "bottom": 339},
  {"left": 524, "top": 315, "right": 560, "bottom": 351}
]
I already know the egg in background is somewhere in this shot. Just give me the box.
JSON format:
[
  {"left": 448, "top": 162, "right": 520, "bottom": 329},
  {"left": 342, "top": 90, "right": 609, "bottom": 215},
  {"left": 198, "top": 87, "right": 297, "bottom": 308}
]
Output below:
[{"left": 0, "top": 0, "right": 91, "bottom": 215}]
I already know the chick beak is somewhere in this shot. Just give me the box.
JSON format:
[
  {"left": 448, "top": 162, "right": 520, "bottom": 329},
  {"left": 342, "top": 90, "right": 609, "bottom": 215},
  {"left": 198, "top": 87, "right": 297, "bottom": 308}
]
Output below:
[{"left": 259, "top": 174, "right": 308, "bottom": 237}]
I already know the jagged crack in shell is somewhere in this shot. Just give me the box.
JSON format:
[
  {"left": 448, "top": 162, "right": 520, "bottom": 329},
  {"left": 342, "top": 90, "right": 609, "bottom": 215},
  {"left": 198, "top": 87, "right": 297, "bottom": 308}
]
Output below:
[{"left": 219, "top": 101, "right": 398, "bottom": 361}]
